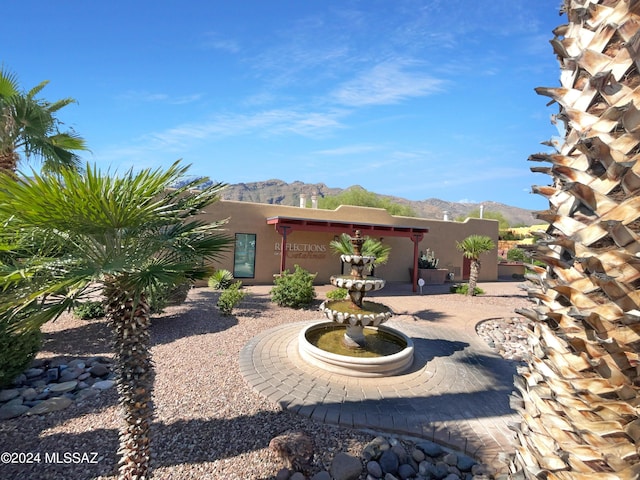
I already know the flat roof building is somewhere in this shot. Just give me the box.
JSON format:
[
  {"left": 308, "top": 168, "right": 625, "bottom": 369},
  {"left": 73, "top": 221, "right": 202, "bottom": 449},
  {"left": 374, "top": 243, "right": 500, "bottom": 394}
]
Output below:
[{"left": 201, "top": 199, "right": 499, "bottom": 288}]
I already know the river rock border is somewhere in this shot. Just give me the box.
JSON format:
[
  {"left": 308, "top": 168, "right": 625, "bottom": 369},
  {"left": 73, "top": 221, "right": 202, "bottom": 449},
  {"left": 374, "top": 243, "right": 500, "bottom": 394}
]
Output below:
[
  {"left": 273, "top": 433, "right": 495, "bottom": 480},
  {"left": 0, "top": 356, "right": 115, "bottom": 420}
]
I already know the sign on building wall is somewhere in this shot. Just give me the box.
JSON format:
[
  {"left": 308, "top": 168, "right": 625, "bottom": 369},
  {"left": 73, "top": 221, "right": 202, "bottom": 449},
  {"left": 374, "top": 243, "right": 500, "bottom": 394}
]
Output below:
[{"left": 274, "top": 242, "right": 328, "bottom": 259}]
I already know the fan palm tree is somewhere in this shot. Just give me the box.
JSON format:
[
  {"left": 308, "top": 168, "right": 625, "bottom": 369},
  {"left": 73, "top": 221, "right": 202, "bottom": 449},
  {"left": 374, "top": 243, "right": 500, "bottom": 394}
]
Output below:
[
  {"left": 0, "top": 161, "right": 230, "bottom": 480},
  {"left": 455, "top": 234, "right": 495, "bottom": 296},
  {"left": 0, "top": 67, "right": 87, "bottom": 174},
  {"left": 511, "top": 1, "right": 640, "bottom": 478},
  {"left": 330, "top": 232, "right": 391, "bottom": 274}
]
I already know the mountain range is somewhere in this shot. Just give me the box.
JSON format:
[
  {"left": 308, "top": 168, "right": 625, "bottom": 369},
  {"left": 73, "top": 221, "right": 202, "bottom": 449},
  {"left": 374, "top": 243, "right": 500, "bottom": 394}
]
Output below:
[{"left": 218, "top": 179, "right": 540, "bottom": 226}]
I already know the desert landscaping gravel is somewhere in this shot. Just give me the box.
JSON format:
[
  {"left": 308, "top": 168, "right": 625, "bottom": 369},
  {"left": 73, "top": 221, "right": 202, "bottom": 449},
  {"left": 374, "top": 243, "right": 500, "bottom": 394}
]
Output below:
[{"left": 0, "top": 282, "right": 533, "bottom": 479}]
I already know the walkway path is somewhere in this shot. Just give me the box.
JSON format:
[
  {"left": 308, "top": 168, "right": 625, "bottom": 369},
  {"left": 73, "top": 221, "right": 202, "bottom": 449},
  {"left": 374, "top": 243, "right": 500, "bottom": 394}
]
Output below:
[{"left": 239, "top": 281, "right": 530, "bottom": 471}]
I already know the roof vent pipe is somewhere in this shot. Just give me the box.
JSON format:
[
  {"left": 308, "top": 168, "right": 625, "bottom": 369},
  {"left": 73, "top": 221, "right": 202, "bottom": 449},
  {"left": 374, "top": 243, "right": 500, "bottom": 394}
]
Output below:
[
  {"left": 311, "top": 193, "right": 318, "bottom": 209},
  {"left": 299, "top": 193, "right": 307, "bottom": 208}
]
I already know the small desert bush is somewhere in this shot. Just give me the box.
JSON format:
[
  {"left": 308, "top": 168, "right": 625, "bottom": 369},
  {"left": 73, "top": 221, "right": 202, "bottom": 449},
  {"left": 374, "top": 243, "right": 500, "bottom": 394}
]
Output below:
[
  {"left": 217, "top": 281, "right": 245, "bottom": 315},
  {"left": 449, "top": 284, "right": 484, "bottom": 295},
  {"left": 270, "top": 265, "right": 316, "bottom": 309},
  {"left": 73, "top": 301, "right": 106, "bottom": 320},
  {"left": 0, "top": 316, "right": 42, "bottom": 388}
]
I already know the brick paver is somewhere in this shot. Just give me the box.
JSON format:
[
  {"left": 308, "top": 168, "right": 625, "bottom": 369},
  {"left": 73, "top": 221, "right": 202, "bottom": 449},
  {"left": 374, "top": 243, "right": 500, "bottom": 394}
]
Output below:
[{"left": 239, "top": 281, "right": 527, "bottom": 471}]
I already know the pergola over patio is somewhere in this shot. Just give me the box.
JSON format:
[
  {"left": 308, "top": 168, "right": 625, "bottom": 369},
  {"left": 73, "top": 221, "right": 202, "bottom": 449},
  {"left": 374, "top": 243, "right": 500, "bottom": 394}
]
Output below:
[{"left": 266, "top": 215, "right": 428, "bottom": 292}]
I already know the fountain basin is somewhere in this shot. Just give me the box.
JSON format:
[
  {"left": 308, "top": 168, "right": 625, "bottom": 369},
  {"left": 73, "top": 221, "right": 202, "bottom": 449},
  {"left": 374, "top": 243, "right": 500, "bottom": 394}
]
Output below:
[
  {"left": 320, "top": 300, "right": 393, "bottom": 327},
  {"left": 330, "top": 275, "right": 385, "bottom": 292},
  {"left": 298, "top": 322, "right": 414, "bottom": 377}
]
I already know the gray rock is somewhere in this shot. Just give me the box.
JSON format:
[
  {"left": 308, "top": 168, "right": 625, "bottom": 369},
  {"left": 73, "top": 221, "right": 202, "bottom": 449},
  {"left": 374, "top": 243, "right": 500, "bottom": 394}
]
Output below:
[
  {"left": 92, "top": 380, "right": 115, "bottom": 390},
  {"left": 310, "top": 471, "right": 331, "bottom": 480},
  {"left": 443, "top": 474, "right": 460, "bottom": 480},
  {"left": 0, "top": 403, "right": 29, "bottom": 419},
  {"left": 330, "top": 452, "right": 363, "bottom": 480},
  {"left": 433, "top": 461, "right": 449, "bottom": 479},
  {"left": 367, "top": 460, "right": 383, "bottom": 477},
  {"left": 443, "top": 452, "right": 458, "bottom": 466},
  {"left": 35, "top": 391, "right": 50, "bottom": 401},
  {"left": 24, "top": 368, "right": 44, "bottom": 378},
  {"left": 412, "top": 447, "right": 426, "bottom": 463},
  {"left": 6, "top": 397, "right": 24, "bottom": 406},
  {"left": 31, "top": 379, "right": 47, "bottom": 389},
  {"left": 456, "top": 455, "right": 476, "bottom": 472},
  {"left": 0, "top": 388, "right": 20, "bottom": 402},
  {"left": 384, "top": 474, "right": 399, "bottom": 480},
  {"left": 391, "top": 445, "right": 408, "bottom": 464},
  {"left": 398, "top": 463, "right": 417, "bottom": 480},
  {"left": 67, "top": 359, "right": 86, "bottom": 369},
  {"left": 47, "top": 368, "right": 60, "bottom": 382},
  {"left": 290, "top": 473, "right": 305, "bottom": 480},
  {"left": 21, "top": 387, "right": 37, "bottom": 401},
  {"left": 49, "top": 380, "right": 78, "bottom": 393},
  {"left": 362, "top": 436, "right": 390, "bottom": 461},
  {"left": 471, "top": 464, "right": 492, "bottom": 476},
  {"left": 11, "top": 373, "right": 27, "bottom": 386},
  {"left": 75, "top": 388, "right": 99, "bottom": 401},
  {"left": 77, "top": 372, "right": 91, "bottom": 381},
  {"left": 275, "top": 467, "right": 290, "bottom": 480},
  {"left": 59, "top": 367, "right": 83, "bottom": 382},
  {"left": 77, "top": 381, "right": 89, "bottom": 390},
  {"left": 89, "top": 364, "right": 110, "bottom": 377},
  {"left": 23, "top": 400, "right": 43, "bottom": 408},
  {"left": 416, "top": 441, "right": 444, "bottom": 458},
  {"left": 379, "top": 449, "right": 399, "bottom": 475},
  {"left": 26, "top": 396, "right": 72, "bottom": 415},
  {"left": 419, "top": 461, "right": 436, "bottom": 476}
]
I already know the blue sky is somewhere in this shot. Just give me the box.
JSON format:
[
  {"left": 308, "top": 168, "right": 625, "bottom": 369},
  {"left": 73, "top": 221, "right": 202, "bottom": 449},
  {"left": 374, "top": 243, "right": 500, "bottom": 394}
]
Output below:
[{"left": 4, "top": 0, "right": 564, "bottom": 210}]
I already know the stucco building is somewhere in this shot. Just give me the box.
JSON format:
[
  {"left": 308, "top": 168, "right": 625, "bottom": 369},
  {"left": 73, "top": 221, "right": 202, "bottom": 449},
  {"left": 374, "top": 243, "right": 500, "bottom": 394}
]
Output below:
[{"left": 201, "top": 199, "right": 499, "bottom": 287}]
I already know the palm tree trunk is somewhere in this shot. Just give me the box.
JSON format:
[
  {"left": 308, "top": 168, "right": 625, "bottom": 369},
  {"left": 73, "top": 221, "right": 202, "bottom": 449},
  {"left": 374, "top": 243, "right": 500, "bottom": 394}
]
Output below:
[
  {"left": 512, "top": 0, "right": 640, "bottom": 478},
  {"left": 0, "top": 150, "right": 18, "bottom": 174},
  {"left": 106, "top": 289, "right": 154, "bottom": 480},
  {"left": 467, "top": 260, "right": 480, "bottom": 296}
]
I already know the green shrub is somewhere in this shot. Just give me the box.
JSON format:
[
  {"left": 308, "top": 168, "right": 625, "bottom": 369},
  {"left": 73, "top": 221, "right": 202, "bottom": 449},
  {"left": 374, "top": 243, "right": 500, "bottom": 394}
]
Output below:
[
  {"left": 149, "top": 281, "right": 192, "bottom": 313},
  {"left": 0, "top": 319, "right": 42, "bottom": 388},
  {"left": 326, "top": 288, "right": 348, "bottom": 300},
  {"left": 216, "top": 281, "right": 245, "bottom": 315},
  {"left": 449, "top": 283, "right": 484, "bottom": 295},
  {"left": 270, "top": 265, "right": 317, "bottom": 309},
  {"left": 73, "top": 300, "right": 106, "bottom": 320},
  {"left": 507, "top": 248, "right": 527, "bottom": 263},
  {"left": 208, "top": 269, "right": 234, "bottom": 290}
]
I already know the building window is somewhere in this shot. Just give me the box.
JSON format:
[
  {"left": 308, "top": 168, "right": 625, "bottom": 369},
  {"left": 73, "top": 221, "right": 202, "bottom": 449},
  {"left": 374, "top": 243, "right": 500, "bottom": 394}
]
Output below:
[{"left": 234, "top": 233, "right": 256, "bottom": 278}]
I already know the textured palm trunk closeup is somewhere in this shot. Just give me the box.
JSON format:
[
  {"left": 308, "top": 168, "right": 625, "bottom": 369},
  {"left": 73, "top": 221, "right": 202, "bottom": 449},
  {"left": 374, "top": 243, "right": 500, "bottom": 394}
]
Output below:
[
  {"left": 106, "top": 288, "right": 155, "bottom": 480},
  {"left": 0, "top": 150, "right": 18, "bottom": 174},
  {"left": 467, "top": 260, "right": 480, "bottom": 296},
  {"left": 512, "top": 0, "right": 640, "bottom": 478}
]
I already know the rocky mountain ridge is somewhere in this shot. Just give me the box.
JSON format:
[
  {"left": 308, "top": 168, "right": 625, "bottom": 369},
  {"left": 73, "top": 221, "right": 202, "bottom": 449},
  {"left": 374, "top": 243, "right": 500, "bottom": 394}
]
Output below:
[{"left": 219, "top": 179, "right": 540, "bottom": 226}]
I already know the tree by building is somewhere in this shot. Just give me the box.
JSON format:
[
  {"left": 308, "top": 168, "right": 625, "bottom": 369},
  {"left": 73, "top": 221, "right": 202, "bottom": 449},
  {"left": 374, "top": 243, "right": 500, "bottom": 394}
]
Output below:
[
  {"left": 0, "top": 161, "right": 230, "bottom": 480},
  {"left": 455, "top": 235, "right": 495, "bottom": 296},
  {"left": 0, "top": 67, "right": 87, "bottom": 174},
  {"left": 318, "top": 186, "right": 416, "bottom": 216}
]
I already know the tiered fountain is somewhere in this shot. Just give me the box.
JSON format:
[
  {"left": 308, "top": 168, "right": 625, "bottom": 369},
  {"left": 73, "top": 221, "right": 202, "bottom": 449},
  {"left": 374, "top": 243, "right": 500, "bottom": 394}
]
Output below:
[{"left": 298, "top": 231, "right": 414, "bottom": 377}]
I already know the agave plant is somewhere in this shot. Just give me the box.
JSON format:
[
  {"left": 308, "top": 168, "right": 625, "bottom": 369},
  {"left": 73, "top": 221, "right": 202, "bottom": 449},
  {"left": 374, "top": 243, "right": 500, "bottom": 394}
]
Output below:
[{"left": 512, "top": 1, "right": 640, "bottom": 478}]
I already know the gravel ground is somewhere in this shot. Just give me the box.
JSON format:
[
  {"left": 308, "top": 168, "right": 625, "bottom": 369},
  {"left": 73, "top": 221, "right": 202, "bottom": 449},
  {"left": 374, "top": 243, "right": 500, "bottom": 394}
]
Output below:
[{"left": 0, "top": 282, "right": 533, "bottom": 480}]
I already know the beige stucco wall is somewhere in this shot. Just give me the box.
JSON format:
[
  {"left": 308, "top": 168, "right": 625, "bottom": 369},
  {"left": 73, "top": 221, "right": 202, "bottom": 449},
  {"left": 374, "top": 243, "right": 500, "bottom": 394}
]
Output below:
[{"left": 200, "top": 200, "right": 499, "bottom": 285}]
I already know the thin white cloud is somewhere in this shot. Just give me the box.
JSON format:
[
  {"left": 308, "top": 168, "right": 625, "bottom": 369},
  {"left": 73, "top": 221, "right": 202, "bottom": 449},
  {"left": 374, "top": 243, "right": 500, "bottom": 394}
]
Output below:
[
  {"left": 331, "top": 60, "right": 445, "bottom": 107},
  {"left": 116, "top": 90, "right": 203, "bottom": 105},
  {"left": 313, "top": 144, "right": 380, "bottom": 156},
  {"left": 200, "top": 32, "right": 241, "bottom": 54}
]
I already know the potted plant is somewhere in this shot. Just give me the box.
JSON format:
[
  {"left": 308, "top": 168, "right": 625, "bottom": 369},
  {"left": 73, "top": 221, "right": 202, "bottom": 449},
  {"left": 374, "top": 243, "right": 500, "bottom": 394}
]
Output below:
[{"left": 409, "top": 249, "right": 449, "bottom": 285}]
